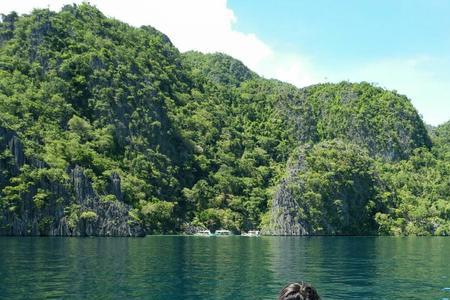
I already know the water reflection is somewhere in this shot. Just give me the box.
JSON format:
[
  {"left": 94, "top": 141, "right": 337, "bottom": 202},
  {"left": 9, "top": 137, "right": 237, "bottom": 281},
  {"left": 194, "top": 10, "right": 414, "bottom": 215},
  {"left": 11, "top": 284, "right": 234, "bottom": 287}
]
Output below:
[{"left": 0, "top": 237, "right": 449, "bottom": 299}]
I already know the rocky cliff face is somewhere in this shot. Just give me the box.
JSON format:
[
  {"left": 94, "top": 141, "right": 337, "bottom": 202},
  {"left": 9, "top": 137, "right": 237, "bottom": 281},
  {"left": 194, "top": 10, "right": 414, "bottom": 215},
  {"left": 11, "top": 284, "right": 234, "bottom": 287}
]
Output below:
[
  {"left": 0, "top": 126, "right": 144, "bottom": 236},
  {"left": 262, "top": 150, "right": 310, "bottom": 236},
  {"left": 263, "top": 140, "right": 377, "bottom": 236},
  {"left": 263, "top": 178, "right": 310, "bottom": 236}
]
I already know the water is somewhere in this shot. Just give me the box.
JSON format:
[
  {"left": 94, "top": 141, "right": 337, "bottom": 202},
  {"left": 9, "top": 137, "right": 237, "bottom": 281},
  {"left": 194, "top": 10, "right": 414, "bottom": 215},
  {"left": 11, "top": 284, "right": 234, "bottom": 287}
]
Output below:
[{"left": 0, "top": 236, "right": 449, "bottom": 299}]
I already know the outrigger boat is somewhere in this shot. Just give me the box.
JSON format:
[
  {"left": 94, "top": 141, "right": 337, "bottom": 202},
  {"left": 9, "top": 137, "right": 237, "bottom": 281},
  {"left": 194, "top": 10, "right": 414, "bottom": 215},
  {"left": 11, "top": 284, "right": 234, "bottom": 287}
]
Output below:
[
  {"left": 194, "top": 229, "right": 212, "bottom": 236},
  {"left": 242, "top": 230, "right": 260, "bottom": 237},
  {"left": 215, "top": 229, "right": 232, "bottom": 236}
]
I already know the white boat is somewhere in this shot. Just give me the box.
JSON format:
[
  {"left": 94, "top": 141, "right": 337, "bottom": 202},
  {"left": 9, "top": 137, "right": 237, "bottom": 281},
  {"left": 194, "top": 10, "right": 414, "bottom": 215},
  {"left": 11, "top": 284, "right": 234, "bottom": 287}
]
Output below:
[
  {"left": 215, "top": 229, "right": 232, "bottom": 236},
  {"left": 195, "top": 229, "right": 212, "bottom": 236},
  {"left": 242, "top": 230, "right": 260, "bottom": 237}
]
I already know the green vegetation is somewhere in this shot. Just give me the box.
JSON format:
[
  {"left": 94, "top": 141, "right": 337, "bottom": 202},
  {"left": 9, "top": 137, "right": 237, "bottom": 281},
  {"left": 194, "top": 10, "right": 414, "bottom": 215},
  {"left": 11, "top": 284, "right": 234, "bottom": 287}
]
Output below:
[
  {"left": 374, "top": 140, "right": 450, "bottom": 236},
  {"left": 283, "top": 82, "right": 432, "bottom": 160},
  {"left": 0, "top": 4, "right": 449, "bottom": 235},
  {"left": 80, "top": 211, "right": 97, "bottom": 220},
  {"left": 285, "top": 140, "right": 379, "bottom": 235}
]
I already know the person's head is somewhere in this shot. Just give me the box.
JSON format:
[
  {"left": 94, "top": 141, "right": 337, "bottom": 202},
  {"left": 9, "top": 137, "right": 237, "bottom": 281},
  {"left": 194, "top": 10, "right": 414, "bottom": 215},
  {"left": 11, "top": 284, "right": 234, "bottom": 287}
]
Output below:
[{"left": 277, "top": 282, "right": 320, "bottom": 300}]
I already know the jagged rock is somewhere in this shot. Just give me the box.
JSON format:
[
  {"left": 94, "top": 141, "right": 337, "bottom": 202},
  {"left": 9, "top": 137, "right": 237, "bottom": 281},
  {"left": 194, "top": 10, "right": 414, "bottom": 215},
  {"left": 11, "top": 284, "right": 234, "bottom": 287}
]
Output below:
[
  {"left": 182, "top": 223, "right": 208, "bottom": 235},
  {"left": 0, "top": 126, "right": 23, "bottom": 176},
  {"left": 262, "top": 179, "right": 309, "bottom": 236},
  {"left": 0, "top": 126, "right": 144, "bottom": 237},
  {"left": 262, "top": 150, "right": 310, "bottom": 236},
  {"left": 108, "top": 172, "right": 123, "bottom": 202},
  {"left": 8, "top": 135, "right": 24, "bottom": 170},
  {"left": 71, "top": 166, "right": 95, "bottom": 204}
]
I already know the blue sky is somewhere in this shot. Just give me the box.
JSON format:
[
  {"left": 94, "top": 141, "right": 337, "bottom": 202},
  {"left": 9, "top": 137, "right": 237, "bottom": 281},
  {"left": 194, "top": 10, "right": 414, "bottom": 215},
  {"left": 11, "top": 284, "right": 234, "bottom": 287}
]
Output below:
[
  {"left": 1, "top": 0, "right": 449, "bottom": 125},
  {"left": 229, "top": 0, "right": 450, "bottom": 62}
]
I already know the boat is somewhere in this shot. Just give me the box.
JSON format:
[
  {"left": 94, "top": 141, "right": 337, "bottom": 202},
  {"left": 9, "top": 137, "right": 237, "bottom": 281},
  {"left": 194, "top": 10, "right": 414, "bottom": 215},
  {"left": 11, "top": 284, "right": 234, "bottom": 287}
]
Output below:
[
  {"left": 215, "top": 229, "right": 232, "bottom": 236},
  {"left": 194, "top": 229, "right": 212, "bottom": 236},
  {"left": 242, "top": 230, "right": 261, "bottom": 237}
]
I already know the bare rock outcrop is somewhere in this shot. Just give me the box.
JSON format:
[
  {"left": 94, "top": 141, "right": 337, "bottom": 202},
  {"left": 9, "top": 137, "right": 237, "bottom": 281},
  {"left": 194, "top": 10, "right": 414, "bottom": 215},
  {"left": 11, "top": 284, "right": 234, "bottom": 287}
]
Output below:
[
  {"left": 262, "top": 149, "right": 310, "bottom": 236},
  {"left": 0, "top": 126, "right": 144, "bottom": 236}
]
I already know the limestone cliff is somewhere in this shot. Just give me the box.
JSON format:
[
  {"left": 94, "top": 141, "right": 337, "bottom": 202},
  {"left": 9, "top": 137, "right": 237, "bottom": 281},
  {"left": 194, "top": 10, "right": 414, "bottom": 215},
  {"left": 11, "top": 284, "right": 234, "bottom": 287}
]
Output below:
[
  {"left": 0, "top": 126, "right": 143, "bottom": 236},
  {"left": 263, "top": 178, "right": 310, "bottom": 235},
  {"left": 262, "top": 148, "right": 310, "bottom": 235},
  {"left": 263, "top": 141, "right": 378, "bottom": 236}
]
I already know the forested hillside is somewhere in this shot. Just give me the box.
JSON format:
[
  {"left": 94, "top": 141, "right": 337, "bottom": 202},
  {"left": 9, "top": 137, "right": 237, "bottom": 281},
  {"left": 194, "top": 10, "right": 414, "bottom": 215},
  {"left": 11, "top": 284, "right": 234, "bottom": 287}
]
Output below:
[{"left": 0, "top": 4, "right": 448, "bottom": 236}]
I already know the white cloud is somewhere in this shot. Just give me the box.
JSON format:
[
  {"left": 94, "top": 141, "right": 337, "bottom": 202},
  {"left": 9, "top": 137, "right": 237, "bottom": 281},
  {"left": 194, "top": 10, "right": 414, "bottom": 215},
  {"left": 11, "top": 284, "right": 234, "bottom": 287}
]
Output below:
[
  {"left": 0, "top": 0, "right": 317, "bottom": 87},
  {"left": 258, "top": 53, "right": 322, "bottom": 87},
  {"left": 87, "top": 0, "right": 273, "bottom": 71}
]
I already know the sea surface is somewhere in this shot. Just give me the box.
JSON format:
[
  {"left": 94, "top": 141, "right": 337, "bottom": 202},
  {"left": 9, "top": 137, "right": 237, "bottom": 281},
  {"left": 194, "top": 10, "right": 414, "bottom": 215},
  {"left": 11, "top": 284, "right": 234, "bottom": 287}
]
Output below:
[{"left": 0, "top": 236, "right": 449, "bottom": 299}]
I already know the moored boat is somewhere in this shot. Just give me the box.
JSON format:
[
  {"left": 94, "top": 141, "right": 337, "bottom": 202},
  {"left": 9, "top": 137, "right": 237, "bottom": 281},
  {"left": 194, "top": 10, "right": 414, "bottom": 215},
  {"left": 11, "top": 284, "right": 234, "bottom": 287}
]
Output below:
[
  {"left": 215, "top": 229, "right": 232, "bottom": 236},
  {"left": 242, "top": 230, "right": 260, "bottom": 237},
  {"left": 195, "top": 229, "right": 212, "bottom": 236}
]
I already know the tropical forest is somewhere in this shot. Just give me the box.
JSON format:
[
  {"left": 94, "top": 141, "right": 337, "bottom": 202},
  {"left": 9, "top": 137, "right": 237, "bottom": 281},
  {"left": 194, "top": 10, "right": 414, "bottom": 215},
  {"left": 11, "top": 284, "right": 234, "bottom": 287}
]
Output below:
[{"left": 1, "top": 4, "right": 450, "bottom": 237}]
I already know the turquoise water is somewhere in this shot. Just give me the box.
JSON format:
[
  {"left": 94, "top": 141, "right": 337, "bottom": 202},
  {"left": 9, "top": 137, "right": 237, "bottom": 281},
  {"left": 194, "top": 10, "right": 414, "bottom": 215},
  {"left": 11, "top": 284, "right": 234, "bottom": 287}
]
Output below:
[{"left": 0, "top": 236, "right": 449, "bottom": 299}]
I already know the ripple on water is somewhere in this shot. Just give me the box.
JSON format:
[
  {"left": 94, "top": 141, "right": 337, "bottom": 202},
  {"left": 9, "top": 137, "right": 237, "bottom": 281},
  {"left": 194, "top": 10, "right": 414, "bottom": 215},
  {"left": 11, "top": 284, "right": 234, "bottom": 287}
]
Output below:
[{"left": 0, "top": 236, "right": 450, "bottom": 299}]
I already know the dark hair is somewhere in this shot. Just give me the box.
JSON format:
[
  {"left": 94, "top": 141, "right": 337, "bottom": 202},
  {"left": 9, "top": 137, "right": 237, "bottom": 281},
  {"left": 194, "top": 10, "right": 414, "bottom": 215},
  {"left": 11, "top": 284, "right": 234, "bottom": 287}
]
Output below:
[{"left": 277, "top": 282, "right": 320, "bottom": 300}]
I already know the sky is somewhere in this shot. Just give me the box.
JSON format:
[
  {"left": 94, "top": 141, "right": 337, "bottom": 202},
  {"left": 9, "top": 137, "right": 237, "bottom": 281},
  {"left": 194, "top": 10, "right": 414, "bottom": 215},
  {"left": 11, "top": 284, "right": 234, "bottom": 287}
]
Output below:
[{"left": 1, "top": 0, "right": 449, "bottom": 125}]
